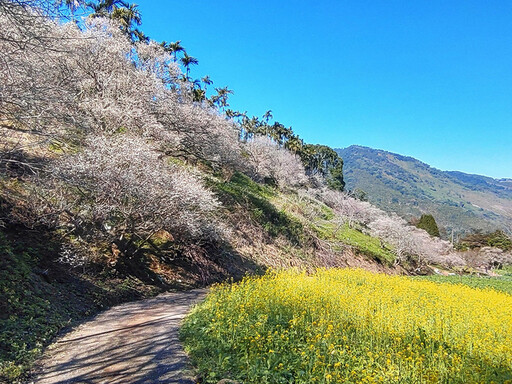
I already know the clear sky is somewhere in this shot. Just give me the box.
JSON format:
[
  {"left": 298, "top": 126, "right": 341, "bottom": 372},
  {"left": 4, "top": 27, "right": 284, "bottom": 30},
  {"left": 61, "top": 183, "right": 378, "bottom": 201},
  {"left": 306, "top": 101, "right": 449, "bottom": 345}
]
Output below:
[{"left": 136, "top": 0, "right": 512, "bottom": 179}]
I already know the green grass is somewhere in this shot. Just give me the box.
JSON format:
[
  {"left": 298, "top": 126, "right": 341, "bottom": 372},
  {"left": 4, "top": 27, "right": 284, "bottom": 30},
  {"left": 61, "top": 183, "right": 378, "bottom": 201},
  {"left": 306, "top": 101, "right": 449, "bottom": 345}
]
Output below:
[
  {"left": 497, "top": 265, "right": 512, "bottom": 277},
  {"left": 313, "top": 221, "right": 395, "bottom": 265},
  {"left": 210, "top": 172, "right": 307, "bottom": 245},
  {"left": 210, "top": 173, "right": 396, "bottom": 267},
  {"left": 414, "top": 273, "right": 512, "bottom": 296}
]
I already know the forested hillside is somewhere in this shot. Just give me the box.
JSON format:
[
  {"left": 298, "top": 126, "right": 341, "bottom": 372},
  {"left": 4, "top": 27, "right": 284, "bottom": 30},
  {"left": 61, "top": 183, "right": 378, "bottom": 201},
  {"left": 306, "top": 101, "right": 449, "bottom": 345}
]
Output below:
[
  {"left": 338, "top": 145, "right": 512, "bottom": 237},
  {"left": 1, "top": 1, "right": 511, "bottom": 382}
]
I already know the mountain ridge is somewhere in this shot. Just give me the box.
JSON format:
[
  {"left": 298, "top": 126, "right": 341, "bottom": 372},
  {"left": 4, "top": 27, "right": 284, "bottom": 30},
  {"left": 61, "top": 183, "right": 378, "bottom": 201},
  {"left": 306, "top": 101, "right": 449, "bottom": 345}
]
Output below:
[{"left": 336, "top": 145, "right": 512, "bottom": 236}]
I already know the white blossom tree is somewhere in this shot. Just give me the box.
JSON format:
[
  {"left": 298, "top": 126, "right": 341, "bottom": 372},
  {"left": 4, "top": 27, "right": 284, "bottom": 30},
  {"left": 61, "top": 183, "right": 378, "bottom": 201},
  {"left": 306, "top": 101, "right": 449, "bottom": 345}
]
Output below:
[
  {"left": 244, "top": 136, "right": 308, "bottom": 188},
  {"left": 34, "top": 135, "right": 224, "bottom": 258}
]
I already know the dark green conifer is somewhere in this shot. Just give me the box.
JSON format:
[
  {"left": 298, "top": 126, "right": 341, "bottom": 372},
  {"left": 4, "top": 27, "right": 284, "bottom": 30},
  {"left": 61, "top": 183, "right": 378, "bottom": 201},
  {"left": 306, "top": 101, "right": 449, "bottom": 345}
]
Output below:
[{"left": 416, "top": 214, "right": 440, "bottom": 237}]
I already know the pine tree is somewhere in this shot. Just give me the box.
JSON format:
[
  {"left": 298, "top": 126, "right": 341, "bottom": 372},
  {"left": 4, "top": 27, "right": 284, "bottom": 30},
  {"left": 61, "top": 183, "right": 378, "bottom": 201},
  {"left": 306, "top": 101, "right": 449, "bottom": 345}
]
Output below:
[{"left": 416, "top": 214, "right": 440, "bottom": 238}]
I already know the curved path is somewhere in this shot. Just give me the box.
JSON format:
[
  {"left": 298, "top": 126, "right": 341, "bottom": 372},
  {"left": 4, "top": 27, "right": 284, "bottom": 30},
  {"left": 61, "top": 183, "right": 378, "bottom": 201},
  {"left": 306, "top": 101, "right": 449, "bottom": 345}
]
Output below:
[{"left": 30, "top": 289, "right": 207, "bottom": 384}]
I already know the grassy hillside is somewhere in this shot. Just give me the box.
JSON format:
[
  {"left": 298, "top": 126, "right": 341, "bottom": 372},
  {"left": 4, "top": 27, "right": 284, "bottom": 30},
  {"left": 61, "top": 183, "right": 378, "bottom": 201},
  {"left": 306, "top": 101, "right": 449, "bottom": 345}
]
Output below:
[{"left": 337, "top": 145, "right": 512, "bottom": 237}]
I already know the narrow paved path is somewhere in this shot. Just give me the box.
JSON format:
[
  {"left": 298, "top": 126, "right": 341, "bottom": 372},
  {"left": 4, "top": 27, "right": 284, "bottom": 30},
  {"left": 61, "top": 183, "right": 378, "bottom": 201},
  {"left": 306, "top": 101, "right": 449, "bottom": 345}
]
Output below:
[{"left": 30, "top": 289, "right": 207, "bottom": 384}]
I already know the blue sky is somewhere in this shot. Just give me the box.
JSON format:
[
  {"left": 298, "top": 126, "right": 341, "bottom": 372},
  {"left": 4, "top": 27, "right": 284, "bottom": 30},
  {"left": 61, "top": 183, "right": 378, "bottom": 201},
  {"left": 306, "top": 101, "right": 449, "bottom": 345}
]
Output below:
[{"left": 136, "top": 0, "right": 512, "bottom": 179}]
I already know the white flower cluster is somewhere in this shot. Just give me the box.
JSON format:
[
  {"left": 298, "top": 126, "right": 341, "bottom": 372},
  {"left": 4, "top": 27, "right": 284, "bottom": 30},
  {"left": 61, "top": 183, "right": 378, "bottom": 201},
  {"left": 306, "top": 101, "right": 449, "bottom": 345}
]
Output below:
[
  {"left": 244, "top": 136, "right": 308, "bottom": 188},
  {"left": 318, "top": 189, "right": 462, "bottom": 267}
]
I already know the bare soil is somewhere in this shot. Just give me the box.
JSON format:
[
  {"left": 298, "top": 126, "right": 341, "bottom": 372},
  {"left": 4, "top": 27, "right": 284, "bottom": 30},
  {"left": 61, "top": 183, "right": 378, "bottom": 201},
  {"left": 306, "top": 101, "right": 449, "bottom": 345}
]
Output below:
[{"left": 28, "top": 289, "right": 207, "bottom": 384}]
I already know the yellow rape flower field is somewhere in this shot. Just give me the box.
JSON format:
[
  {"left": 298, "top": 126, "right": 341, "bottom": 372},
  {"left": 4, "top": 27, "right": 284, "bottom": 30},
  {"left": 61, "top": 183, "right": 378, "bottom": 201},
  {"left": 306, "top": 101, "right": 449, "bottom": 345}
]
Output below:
[{"left": 181, "top": 269, "right": 512, "bottom": 384}]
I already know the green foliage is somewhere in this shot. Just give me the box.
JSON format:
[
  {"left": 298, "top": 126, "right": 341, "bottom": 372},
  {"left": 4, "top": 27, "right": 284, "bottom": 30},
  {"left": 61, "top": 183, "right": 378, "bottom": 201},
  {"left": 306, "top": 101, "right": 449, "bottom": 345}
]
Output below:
[
  {"left": 210, "top": 173, "right": 307, "bottom": 245},
  {"left": 301, "top": 144, "right": 345, "bottom": 191},
  {"left": 456, "top": 232, "right": 487, "bottom": 250},
  {"left": 498, "top": 265, "right": 512, "bottom": 276},
  {"left": 487, "top": 230, "right": 512, "bottom": 251},
  {"left": 326, "top": 160, "right": 344, "bottom": 191},
  {"left": 88, "top": 0, "right": 146, "bottom": 42},
  {"left": 352, "top": 188, "right": 368, "bottom": 202},
  {"left": 0, "top": 232, "right": 65, "bottom": 381},
  {"left": 416, "top": 214, "right": 440, "bottom": 238},
  {"left": 313, "top": 222, "right": 395, "bottom": 265},
  {"left": 458, "top": 230, "right": 512, "bottom": 251}
]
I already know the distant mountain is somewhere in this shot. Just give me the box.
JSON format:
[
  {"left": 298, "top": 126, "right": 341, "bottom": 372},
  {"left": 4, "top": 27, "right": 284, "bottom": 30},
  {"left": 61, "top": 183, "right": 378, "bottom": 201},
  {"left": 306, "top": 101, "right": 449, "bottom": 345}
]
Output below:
[{"left": 336, "top": 145, "right": 512, "bottom": 237}]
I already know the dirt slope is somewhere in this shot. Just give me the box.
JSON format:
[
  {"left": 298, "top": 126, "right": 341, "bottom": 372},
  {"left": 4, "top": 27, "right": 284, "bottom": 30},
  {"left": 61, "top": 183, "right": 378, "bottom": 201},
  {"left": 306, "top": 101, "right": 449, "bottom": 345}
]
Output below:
[{"left": 28, "top": 289, "right": 207, "bottom": 384}]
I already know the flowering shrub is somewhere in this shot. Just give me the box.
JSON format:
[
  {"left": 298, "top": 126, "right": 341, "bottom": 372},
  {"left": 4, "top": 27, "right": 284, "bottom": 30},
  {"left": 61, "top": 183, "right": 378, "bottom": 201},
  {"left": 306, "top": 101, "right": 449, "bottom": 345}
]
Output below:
[
  {"left": 244, "top": 136, "right": 308, "bottom": 188},
  {"left": 1, "top": 11, "right": 244, "bottom": 170}
]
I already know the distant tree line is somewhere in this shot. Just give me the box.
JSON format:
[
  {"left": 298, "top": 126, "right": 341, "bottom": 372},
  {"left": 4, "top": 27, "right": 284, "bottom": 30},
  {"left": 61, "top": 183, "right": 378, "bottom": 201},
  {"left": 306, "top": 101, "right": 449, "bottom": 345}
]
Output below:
[{"left": 457, "top": 230, "right": 512, "bottom": 252}]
